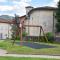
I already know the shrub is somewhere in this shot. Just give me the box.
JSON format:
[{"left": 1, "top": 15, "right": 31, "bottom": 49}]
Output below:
[
  {"left": 15, "top": 32, "right": 27, "bottom": 41},
  {"left": 15, "top": 36, "right": 20, "bottom": 40},
  {"left": 46, "top": 32, "right": 54, "bottom": 43},
  {"left": 22, "top": 31, "right": 27, "bottom": 37}
]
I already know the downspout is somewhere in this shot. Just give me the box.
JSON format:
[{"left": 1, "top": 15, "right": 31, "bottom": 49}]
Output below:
[
  {"left": 53, "top": 11, "right": 54, "bottom": 33},
  {"left": 53, "top": 11, "right": 55, "bottom": 40}
]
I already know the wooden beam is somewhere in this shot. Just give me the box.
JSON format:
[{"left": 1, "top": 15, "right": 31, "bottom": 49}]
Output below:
[{"left": 24, "top": 25, "right": 41, "bottom": 27}]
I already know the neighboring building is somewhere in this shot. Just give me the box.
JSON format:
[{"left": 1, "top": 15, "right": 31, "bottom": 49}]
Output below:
[
  {"left": 19, "top": 15, "right": 26, "bottom": 27},
  {"left": 0, "top": 18, "right": 12, "bottom": 39},
  {"left": 24, "top": 6, "right": 57, "bottom": 36}
]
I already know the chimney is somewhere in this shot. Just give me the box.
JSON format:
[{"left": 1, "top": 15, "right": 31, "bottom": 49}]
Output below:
[{"left": 25, "top": 6, "right": 33, "bottom": 15}]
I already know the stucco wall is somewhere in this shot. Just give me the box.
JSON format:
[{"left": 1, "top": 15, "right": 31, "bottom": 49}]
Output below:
[
  {"left": 25, "top": 10, "right": 55, "bottom": 36},
  {"left": 0, "top": 23, "right": 12, "bottom": 39}
]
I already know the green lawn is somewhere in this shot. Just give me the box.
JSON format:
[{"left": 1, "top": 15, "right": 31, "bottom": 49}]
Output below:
[
  {"left": 0, "top": 40, "right": 60, "bottom": 55},
  {"left": 0, "top": 57, "right": 59, "bottom": 60}
]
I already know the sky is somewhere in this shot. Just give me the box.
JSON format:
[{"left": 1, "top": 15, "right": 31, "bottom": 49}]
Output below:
[{"left": 0, "top": 0, "right": 59, "bottom": 16}]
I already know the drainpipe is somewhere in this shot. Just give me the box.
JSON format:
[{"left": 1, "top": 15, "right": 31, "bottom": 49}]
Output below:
[{"left": 53, "top": 11, "right": 56, "bottom": 40}]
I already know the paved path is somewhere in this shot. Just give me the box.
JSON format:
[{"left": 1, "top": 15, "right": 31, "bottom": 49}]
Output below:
[
  {"left": 0, "top": 49, "right": 60, "bottom": 59},
  {"left": 0, "top": 49, "right": 7, "bottom": 55},
  {"left": 0, "top": 54, "right": 60, "bottom": 59}
]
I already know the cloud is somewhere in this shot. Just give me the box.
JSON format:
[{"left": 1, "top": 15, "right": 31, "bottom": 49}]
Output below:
[
  {"left": 0, "top": 13, "right": 14, "bottom": 16},
  {"left": 47, "top": 0, "right": 59, "bottom": 7},
  {"left": 12, "top": 0, "right": 31, "bottom": 16},
  {"left": 0, "top": 0, "right": 31, "bottom": 16},
  {"left": 20, "top": 0, "right": 31, "bottom": 2},
  {"left": 0, "top": 6, "right": 14, "bottom": 11},
  {"left": 0, "top": 0, "right": 6, "bottom": 2}
]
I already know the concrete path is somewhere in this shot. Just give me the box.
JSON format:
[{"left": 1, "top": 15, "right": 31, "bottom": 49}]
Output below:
[
  {"left": 0, "top": 49, "right": 7, "bottom": 55},
  {"left": 0, "top": 54, "right": 60, "bottom": 59},
  {"left": 0, "top": 49, "right": 60, "bottom": 59}
]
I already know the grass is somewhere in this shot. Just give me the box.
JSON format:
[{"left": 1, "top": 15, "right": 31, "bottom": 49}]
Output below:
[
  {"left": 0, "top": 57, "right": 59, "bottom": 60},
  {"left": 0, "top": 40, "right": 60, "bottom": 55}
]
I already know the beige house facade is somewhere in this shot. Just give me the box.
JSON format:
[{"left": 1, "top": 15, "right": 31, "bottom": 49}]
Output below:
[
  {"left": 0, "top": 23, "right": 12, "bottom": 39},
  {"left": 25, "top": 6, "right": 56, "bottom": 36}
]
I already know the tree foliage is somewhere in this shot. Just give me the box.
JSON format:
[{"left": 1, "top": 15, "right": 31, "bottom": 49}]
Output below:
[
  {"left": 11, "top": 14, "right": 20, "bottom": 40},
  {"left": 56, "top": 1, "right": 60, "bottom": 32},
  {"left": 11, "top": 24, "right": 19, "bottom": 40}
]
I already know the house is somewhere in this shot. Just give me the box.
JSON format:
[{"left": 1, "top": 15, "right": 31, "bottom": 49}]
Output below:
[
  {"left": 24, "top": 6, "right": 57, "bottom": 36},
  {"left": 0, "top": 18, "right": 12, "bottom": 39},
  {"left": 0, "top": 15, "right": 26, "bottom": 39}
]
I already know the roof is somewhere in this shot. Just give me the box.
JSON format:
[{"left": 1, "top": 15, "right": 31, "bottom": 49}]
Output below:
[
  {"left": 19, "top": 15, "right": 26, "bottom": 18},
  {"left": 26, "top": 6, "right": 33, "bottom": 8},
  {"left": 28, "top": 6, "right": 57, "bottom": 15},
  {"left": 0, "top": 18, "right": 15, "bottom": 24}
]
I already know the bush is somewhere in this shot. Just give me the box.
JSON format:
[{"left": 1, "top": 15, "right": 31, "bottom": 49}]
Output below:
[
  {"left": 15, "top": 32, "right": 27, "bottom": 41},
  {"left": 46, "top": 32, "right": 54, "bottom": 43},
  {"left": 15, "top": 36, "right": 20, "bottom": 40},
  {"left": 22, "top": 31, "right": 27, "bottom": 37}
]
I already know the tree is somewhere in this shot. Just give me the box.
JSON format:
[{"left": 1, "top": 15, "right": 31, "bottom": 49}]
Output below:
[
  {"left": 11, "top": 24, "right": 19, "bottom": 40},
  {"left": 11, "top": 14, "right": 20, "bottom": 40},
  {"left": 56, "top": 0, "right": 60, "bottom": 32}
]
